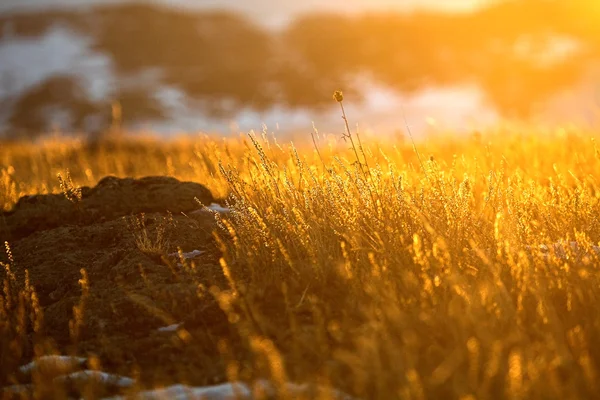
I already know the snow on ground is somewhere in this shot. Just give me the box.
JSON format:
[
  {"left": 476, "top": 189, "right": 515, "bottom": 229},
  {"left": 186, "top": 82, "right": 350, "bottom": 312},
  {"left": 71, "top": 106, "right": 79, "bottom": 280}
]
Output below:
[
  {"left": 0, "top": 24, "right": 114, "bottom": 131},
  {"left": 103, "top": 382, "right": 252, "bottom": 400},
  {"left": 7, "top": 356, "right": 357, "bottom": 399},
  {"left": 206, "top": 203, "right": 230, "bottom": 213},
  {"left": 528, "top": 241, "right": 600, "bottom": 262},
  {"left": 54, "top": 370, "right": 135, "bottom": 388},
  {"left": 168, "top": 249, "right": 206, "bottom": 260},
  {"left": 0, "top": 25, "right": 113, "bottom": 101},
  {"left": 157, "top": 323, "right": 182, "bottom": 332},
  {"left": 142, "top": 74, "right": 502, "bottom": 136},
  {"left": 167, "top": 249, "right": 206, "bottom": 267},
  {"left": 18, "top": 355, "right": 87, "bottom": 375},
  {"left": 101, "top": 380, "right": 356, "bottom": 400},
  {"left": 0, "top": 22, "right": 500, "bottom": 136},
  {"left": 190, "top": 204, "right": 231, "bottom": 216}
]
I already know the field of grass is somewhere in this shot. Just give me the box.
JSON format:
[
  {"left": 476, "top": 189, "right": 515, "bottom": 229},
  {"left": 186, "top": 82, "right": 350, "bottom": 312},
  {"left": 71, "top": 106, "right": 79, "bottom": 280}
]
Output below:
[{"left": 2, "top": 121, "right": 600, "bottom": 399}]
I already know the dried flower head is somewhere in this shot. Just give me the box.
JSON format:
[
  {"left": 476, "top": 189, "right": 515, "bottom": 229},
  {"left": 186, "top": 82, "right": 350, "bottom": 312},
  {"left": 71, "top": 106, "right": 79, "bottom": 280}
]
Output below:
[{"left": 333, "top": 90, "right": 344, "bottom": 103}]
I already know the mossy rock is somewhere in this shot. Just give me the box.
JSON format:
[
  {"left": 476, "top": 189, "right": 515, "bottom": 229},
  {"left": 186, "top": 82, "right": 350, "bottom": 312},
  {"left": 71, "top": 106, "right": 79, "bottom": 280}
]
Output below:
[{"left": 2, "top": 176, "right": 214, "bottom": 239}]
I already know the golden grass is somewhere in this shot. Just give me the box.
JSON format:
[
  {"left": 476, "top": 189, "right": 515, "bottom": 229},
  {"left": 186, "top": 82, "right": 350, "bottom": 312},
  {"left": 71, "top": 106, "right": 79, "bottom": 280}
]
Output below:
[{"left": 3, "top": 125, "right": 600, "bottom": 399}]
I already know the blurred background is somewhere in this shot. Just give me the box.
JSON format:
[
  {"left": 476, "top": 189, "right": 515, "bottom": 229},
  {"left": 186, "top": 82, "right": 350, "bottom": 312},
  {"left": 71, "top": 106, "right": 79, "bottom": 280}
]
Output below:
[{"left": 1, "top": 0, "right": 599, "bottom": 139}]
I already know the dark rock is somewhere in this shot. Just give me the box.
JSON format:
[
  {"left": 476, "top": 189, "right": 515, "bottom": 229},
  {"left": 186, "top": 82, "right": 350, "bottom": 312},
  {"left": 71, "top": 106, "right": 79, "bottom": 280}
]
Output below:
[
  {"left": 0, "top": 176, "right": 232, "bottom": 392},
  {"left": 1, "top": 176, "right": 214, "bottom": 240}
]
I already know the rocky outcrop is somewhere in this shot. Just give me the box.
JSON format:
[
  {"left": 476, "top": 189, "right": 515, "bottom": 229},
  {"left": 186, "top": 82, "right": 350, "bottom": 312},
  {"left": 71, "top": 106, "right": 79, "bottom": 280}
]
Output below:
[
  {"left": 1, "top": 175, "right": 214, "bottom": 240},
  {"left": 0, "top": 175, "right": 230, "bottom": 395}
]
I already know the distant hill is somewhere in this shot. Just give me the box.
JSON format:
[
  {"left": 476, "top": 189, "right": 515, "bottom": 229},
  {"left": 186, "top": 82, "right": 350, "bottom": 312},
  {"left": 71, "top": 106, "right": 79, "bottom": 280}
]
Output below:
[
  {"left": 0, "top": 0, "right": 485, "bottom": 27},
  {"left": 1, "top": 1, "right": 599, "bottom": 137}
]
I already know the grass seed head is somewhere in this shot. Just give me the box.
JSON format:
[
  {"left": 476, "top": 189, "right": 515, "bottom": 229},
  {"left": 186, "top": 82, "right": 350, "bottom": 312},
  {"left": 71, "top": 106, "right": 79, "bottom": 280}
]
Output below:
[{"left": 333, "top": 90, "right": 344, "bottom": 103}]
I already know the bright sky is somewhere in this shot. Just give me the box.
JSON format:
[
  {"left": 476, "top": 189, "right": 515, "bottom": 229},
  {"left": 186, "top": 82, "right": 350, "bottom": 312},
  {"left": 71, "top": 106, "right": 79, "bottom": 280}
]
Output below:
[{"left": 0, "top": 0, "right": 491, "bottom": 26}]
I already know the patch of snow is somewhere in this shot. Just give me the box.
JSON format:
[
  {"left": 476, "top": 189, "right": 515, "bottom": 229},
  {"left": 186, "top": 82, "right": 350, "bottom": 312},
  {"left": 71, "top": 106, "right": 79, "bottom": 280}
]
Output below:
[
  {"left": 168, "top": 249, "right": 205, "bottom": 260},
  {"left": 0, "top": 23, "right": 114, "bottom": 131},
  {"left": 519, "top": 241, "right": 600, "bottom": 263},
  {"left": 54, "top": 370, "right": 135, "bottom": 388},
  {"left": 0, "top": 25, "right": 114, "bottom": 101},
  {"left": 182, "top": 382, "right": 252, "bottom": 399},
  {"left": 207, "top": 203, "right": 230, "bottom": 213},
  {"left": 157, "top": 323, "right": 182, "bottom": 333},
  {"left": 19, "top": 355, "right": 87, "bottom": 374},
  {"left": 137, "top": 78, "right": 499, "bottom": 137},
  {"left": 191, "top": 203, "right": 231, "bottom": 216},
  {"left": 536, "top": 241, "right": 600, "bottom": 259},
  {"left": 101, "top": 380, "right": 356, "bottom": 400},
  {"left": 102, "top": 382, "right": 251, "bottom": 400}
]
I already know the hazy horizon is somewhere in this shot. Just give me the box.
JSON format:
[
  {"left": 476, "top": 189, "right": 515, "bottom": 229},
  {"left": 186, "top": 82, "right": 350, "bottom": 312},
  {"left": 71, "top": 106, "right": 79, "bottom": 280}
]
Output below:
[
  {"left": 0, "top": 0, "right": 488, "bottom": 26},
  {"left": 1, "top": 0, "right": 599, "bottom": 138}
]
